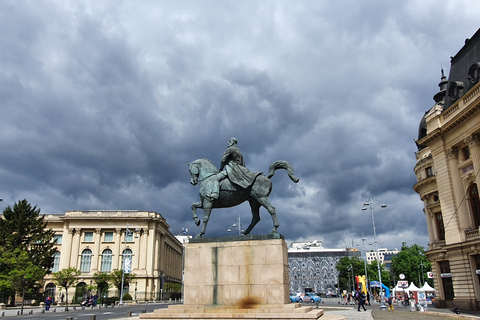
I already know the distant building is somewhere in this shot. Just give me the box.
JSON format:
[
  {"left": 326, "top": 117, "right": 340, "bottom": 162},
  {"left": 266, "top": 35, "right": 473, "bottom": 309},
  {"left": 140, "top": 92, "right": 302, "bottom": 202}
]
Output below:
[
  {"left": 43, "top": 210, "right": 183, "bottom": 302},
  {"left": 413, "top": 28, "right": 480, "bottom": 310},
  {"left": 288, "top": 240, "right": 361, "bottom": 294},
  {"left": 365, "top": 248, "right": 399, "bottom": 265}
]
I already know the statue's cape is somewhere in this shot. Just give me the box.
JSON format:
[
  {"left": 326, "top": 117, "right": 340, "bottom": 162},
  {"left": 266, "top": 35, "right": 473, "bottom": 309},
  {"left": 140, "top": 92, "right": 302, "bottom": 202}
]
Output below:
[{"left": 225, "top": 162, "right": 262, "bottom": 189}]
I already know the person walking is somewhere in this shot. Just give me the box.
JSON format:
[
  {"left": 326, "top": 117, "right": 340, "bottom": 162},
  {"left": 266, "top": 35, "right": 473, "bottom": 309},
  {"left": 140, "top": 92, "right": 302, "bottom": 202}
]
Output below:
[
  {"left": 357, "top": 290, "right": 367, "bottom": 312},
  {"left": 45, "top": 296, "right": 51, "bottom": 311},
  {"left": 387, "top": 296, "right": 395, "bottom": 311}
]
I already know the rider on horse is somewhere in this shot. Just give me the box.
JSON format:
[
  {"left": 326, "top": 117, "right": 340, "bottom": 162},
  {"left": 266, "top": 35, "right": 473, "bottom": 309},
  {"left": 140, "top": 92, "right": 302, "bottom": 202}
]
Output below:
[{"left": 206, "top": 137, "right": 261, "bottom": 200}]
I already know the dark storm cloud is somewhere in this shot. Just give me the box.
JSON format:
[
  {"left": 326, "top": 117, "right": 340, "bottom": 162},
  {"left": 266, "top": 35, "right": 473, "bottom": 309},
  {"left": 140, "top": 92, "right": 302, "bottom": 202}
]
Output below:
[{"left": 0, "top": 0, "right": 478, "bottom": 249}]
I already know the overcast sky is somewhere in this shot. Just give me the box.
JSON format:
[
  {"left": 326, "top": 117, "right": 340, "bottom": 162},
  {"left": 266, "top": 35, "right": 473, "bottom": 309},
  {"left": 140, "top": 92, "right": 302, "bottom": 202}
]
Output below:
[{"left": 1, "top": 1, "right": 479, "bottom": 250}]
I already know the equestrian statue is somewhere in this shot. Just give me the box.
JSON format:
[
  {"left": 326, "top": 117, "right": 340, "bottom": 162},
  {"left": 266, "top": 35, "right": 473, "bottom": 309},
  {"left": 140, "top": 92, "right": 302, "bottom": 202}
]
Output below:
[{"left": 188, "top": 137, "right": 299, "bottom": 238}]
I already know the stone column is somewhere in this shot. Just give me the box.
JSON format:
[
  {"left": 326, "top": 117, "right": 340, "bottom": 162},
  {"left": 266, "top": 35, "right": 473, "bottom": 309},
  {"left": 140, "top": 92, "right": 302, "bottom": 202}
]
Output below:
[
  {"left": 60, "top": 227, "right": 73, "bottom": 270},
  {"left": 112, "top": 228, "right": 122, "bottom": 270},
  {"left": 424, "top": 208, "right": 436, "bottom": 245},
  {"left": 70, "top": 228, "right": 82, "bottom": 269},
  {"left": 146, "top": 227, "right": 156, "bottom": 276},
  {"left": 467, "top": 134, "right": 480, "bottom": 188},
  {"left": 91, "top": 228, "right": 102, "bottom": 272},
  {"left": 154, "top": 231, "right": 160, "bottom": 274},
  {"left": 140, "top": 228, "right": 149, "bottom": 270},
  {"left": 133, "top": 229, "right": 141, "bottom": 271},
  {"left": 447, "top": 147, "right": 471, "bottom": 234}
]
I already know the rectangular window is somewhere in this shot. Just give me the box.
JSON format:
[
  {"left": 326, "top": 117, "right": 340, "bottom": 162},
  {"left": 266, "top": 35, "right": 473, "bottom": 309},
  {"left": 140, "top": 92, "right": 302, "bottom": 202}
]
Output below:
[
  {"left": 463, "top": 147, "right": 470, "bottom": 160},
  {"left": 426, "top": 167, "right": 433, "bottom": 178},
  {"left": 436, "top": 213, "right": 445, "bottom": 240},
  {"left": 125, "top": 231, "right": 133, "bottom": 242},
  {"left": 84, "top": 232, "right": 94, "bottom": 242},
  {"left": 104, "top": 232, "right": 114, "bottom": 242},
  {"left": 53, "top": 234, "right": 62, "bottom": 244},
  {"left": 51, "top": 252, "right": 61, "bottom": 273}
]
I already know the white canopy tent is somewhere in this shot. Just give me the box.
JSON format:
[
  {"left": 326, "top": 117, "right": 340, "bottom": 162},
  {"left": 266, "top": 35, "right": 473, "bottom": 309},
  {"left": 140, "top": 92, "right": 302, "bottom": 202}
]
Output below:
[
  {"left": 420, "top": 282, "right": 435, "bottom": 292},
  {"left": 406, "top": 282, "right": 420, "bottom": 293}
]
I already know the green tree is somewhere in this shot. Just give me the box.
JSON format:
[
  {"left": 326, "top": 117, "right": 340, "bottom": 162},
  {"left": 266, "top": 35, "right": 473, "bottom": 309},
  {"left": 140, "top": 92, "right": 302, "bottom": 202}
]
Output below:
[
  {"left": 336, "top": 256, "right": 366, "bottom": 291},
  {"left": 52, "top": 267, "right": 81, "bottom": 310},
  {"left": 391, "top": 242, "right": 431, "bottom": 287},
  {"left": 0, "top": 200, "right": 56, "bottom": 304},
  {"left": 367, "top": 258, "right": 391, "bottom": 293},
  {"left": 92, "top": 272, "right": 112, "bottom": 298},
  {"left": 7, "top": 250, "right": 47, "bottom": 315},
  {"left": 111, "top": 269, "right": 136, "bottom": 296}
]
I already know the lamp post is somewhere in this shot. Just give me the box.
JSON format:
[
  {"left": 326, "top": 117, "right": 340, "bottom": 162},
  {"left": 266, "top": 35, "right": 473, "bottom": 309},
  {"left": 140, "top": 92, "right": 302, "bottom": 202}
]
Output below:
[
  {"left": 227, "top": 215, "right": 243, "bottom": 235},
  {"left": 360, "top": 234, "right": 369, "bottom": 295},
  {"left": 350, "top": 264, "right": 354, "bottom": 292},
  {"left": 419, "top": 262, "right": 425, "bottom": 286},
  {"left": 119, "top": 223, "right": 137, "bottom": 306},
  {"left": 362, "top": 198, "right": 387, "bottom": 309}
]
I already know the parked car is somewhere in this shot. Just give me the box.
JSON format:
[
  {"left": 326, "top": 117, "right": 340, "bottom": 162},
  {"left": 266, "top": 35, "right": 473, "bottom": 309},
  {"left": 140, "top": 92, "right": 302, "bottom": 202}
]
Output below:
[
  {"left": 304, "top": 293, "right": 322, "bottom": 303},
  {"left": 290, "top": 293, "right": 302, "bottom": 303}
]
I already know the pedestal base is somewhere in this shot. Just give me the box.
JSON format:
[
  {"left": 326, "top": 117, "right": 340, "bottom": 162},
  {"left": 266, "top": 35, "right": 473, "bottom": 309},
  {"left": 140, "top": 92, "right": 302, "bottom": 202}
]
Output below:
[
  {"left": 183, "top": 235, "right": 289, "bottom": 306},
  {"left": 140, "top": 303, "right": 325, "bottom": 320},
  {"left": 141, "top": 235, "right": 342, "bottom": 320}
]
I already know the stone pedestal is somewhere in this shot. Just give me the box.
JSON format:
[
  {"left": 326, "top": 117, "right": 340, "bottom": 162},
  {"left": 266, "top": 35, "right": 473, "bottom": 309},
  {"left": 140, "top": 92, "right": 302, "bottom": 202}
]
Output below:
[
  {"left": 184, "top": 235, "right": 289, "bottom": 306},
  {"left": 140, "top": 233, "right": 335, "bottom": 320}
]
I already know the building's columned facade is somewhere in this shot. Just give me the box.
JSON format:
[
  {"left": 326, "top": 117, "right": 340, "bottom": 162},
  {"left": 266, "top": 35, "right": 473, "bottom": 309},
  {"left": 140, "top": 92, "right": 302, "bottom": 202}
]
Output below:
[
  {"left": 414, "top": 28, "right": 480, "bottom": 310},
  {"left": 43, "top": 210, "right": 183, "bottom": 303}
]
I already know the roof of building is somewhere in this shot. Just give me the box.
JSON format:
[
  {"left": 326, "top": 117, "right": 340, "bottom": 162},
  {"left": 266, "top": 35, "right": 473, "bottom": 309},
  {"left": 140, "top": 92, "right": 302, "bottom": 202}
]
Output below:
[{"left": 416, "top": 28, "right": 480, "bottom": 148}]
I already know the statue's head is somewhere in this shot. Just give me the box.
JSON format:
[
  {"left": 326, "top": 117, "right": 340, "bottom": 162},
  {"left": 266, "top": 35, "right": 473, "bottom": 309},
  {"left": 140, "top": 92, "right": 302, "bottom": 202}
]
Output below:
[{"left": 228, "top": 137, "right": 237, "bottom": 147}]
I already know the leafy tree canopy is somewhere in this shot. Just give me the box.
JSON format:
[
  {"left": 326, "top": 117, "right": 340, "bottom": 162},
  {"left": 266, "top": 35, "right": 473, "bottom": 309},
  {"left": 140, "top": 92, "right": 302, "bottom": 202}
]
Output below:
[
  {"left": 391, "top": 242, "right": 432, "bottom": 286},
  {"left": 0, "top": 199, "right": 56, "bottom": 270},
  {"left": 111, "top": 269, "right": 136, "bottom": 293},
  {"left": 53, "top": 267, "right": 81, "bottom": 309}
]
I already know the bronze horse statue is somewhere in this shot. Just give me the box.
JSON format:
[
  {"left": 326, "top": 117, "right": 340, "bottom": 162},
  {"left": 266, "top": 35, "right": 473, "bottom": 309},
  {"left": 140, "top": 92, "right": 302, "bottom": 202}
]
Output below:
[{"left": 188, "top": 159, "right": 299, "bottom": 238}]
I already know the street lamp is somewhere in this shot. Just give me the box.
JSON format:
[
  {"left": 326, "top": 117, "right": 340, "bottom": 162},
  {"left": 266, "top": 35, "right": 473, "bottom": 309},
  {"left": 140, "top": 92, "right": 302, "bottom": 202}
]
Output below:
[
  {"left": 419, "top": 262, "right": 425, "bottom": 285},
  {"left": 360, "top": 234, "right": 369, "bottom": 296},
  {"left": 119, "top": 223, "right": 137, "bottom": 306},
  {"left": 362, "top": 198, "right": 387, "bottom": 310},
  {"left": 350, "top": 264, "right": 354, "bottom": 292},
  {"left": 227, "top": 215, "right": 243, "bottom": 235}
]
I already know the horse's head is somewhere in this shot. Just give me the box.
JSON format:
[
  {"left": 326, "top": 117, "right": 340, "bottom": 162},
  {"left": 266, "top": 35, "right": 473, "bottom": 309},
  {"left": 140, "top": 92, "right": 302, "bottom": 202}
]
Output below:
[
  {"left": 188, "top": 159, "right": 219, "bottom": 186},
  {"left": 188, "top": 161, "right": 199, "bottom": 185}
]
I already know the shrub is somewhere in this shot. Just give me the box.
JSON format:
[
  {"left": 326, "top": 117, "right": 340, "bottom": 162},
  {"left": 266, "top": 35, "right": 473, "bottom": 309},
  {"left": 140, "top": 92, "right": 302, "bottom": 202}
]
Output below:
[{"left": 123, "top": 293, "right": 133, "bottom": 301}]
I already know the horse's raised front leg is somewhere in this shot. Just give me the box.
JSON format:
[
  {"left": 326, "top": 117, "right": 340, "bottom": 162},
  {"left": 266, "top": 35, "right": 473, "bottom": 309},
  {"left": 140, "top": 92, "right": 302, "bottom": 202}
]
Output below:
[
  {"left": 195, "top": 200, "right": 214, "bottom": 238},
  {"left": 244, "top": 199, "right": 261, "bottom": 235},
  {"left": 191, "top": 202, "right": 202, "bottom": 226}
]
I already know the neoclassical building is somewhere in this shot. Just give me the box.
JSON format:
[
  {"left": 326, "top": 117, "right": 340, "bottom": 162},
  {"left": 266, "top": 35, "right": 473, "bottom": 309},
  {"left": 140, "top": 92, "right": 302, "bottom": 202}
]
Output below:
[
  {"left": 43, "top": 210, "right": 183, "bottom": 302},
  {"left": 414, "top": 28, "right": 480, "bottom": 310},
  {"left": 288, "top": 241, "right": 361, "bottom": 295}
]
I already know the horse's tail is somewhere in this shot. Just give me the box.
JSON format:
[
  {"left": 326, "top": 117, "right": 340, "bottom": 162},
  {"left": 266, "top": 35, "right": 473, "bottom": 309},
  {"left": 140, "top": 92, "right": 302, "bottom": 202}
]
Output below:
[{"left": 267, "top": 160, "right": 299, "bottom": 183}]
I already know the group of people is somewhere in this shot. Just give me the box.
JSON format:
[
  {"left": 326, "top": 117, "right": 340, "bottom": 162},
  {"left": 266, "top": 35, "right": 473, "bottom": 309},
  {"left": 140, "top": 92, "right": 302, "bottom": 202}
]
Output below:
[
  {"left": 342, "top": 291, "right": 371, "bottom": 307},
  {"left": 344, "top": 290, "right": 396, "bottom": 312},
  {"left": 45, "top": 293, "right": 99, "bottom": 311},
  {"left": 81, "top": 293, "right": 99, "bottom": 307}
]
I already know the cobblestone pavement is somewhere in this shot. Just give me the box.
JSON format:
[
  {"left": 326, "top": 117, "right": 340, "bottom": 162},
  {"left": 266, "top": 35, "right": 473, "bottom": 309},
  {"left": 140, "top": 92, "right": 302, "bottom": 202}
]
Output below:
[{"left": 320, "top": 300, "right": 480, "bottom": 320}]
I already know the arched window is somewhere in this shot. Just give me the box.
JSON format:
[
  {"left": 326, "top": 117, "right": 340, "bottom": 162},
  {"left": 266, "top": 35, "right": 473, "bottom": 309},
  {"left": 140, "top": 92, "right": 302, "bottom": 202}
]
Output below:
[
  {"left": 122, "top": 249, "right": 133, "bottom": 271},
  {"left": 80, "top": 249, "right": 92, "bottom": 272},
  {"left": 100, "top": 249, "right": 113, "bottom": 272},
  {"left": 45, "top": 283, "right": 56, "bottom": 298},
  {"left": 51, "top": 251, "right": 61, "bottom": 272},
  {"left": 470, "top": 184, "right": 480, "bottom": 228}
]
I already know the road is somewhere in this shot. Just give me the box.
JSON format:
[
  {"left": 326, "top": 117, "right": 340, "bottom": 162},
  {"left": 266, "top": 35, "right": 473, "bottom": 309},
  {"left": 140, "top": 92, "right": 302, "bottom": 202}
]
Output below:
[{"left": 0, "top": 302, "right": 172, "bottom": 319}]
